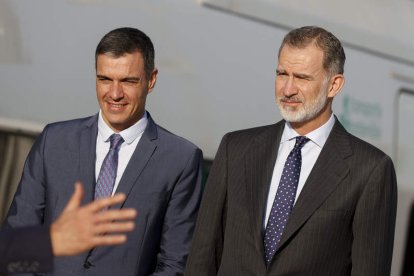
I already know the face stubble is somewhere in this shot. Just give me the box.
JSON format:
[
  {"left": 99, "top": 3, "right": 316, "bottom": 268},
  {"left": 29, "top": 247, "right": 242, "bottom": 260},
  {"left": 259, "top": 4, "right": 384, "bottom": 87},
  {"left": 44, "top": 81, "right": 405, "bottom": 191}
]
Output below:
[{"left": 277, "top": 77, "right": 329, "bottom": 124}]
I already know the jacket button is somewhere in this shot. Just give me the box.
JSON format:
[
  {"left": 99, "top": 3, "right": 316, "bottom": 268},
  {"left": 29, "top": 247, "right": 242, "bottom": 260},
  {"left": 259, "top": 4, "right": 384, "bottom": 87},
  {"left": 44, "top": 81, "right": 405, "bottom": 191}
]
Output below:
[{"left": 83, "top": 261, "right": 93, "bottom": 269}]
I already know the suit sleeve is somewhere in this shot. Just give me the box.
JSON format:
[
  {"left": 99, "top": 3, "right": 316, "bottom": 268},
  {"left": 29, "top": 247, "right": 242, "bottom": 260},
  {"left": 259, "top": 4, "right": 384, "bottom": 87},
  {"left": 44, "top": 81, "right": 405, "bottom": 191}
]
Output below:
[
  {"left": 4, "top": 127, "right": 49, "bottom": 229},
  {"left": 151, "top": 147, "right": 204, "bottom": 275},
  {"left": 184, "top": 134, "right": 229, "bottom": 276},
  {"left": 351, "top": 155, "right": 398, "bottom": 276},
  {"left": 0, "top": 226, "right": 53, "bottom": 274}
]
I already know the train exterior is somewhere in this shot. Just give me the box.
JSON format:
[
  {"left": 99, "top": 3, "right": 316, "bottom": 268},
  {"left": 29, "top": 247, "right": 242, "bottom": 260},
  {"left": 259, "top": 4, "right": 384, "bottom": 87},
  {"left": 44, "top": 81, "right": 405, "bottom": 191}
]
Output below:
[{"left": 1, "top": 0, "right": 414, "bottom": 274}]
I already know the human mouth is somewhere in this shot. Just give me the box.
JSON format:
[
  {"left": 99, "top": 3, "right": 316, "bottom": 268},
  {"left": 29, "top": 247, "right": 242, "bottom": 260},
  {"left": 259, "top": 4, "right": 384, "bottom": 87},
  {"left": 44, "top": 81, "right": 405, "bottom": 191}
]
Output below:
[
  {"left": 279, "top": 97, "right": 302, "bottom": 106},
  {"left": 280, "top": 96, "right": 302, "bottom": 102},
  {"left": 107, "top": 102, "right": 127, "bottom": 111}
]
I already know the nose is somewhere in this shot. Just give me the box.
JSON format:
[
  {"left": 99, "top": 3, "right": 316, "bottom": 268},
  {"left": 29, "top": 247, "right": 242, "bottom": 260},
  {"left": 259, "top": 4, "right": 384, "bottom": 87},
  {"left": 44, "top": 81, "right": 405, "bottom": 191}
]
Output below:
[
  {"left": 281, "top": 77, "right": 298, "bottom": 97},
  {"left": 110, "top": 82, "right": 124, "bottom": 100}
]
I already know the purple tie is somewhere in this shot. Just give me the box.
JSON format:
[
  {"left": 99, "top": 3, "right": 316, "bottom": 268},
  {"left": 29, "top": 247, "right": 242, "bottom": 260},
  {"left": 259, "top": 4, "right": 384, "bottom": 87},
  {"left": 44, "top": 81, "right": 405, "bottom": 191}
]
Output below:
[
  {"left": 94, "top": 134, "right": 124, "bottom": 199},
  {"left": 263, "top": 136, "right": 310, "bottom": 265}
]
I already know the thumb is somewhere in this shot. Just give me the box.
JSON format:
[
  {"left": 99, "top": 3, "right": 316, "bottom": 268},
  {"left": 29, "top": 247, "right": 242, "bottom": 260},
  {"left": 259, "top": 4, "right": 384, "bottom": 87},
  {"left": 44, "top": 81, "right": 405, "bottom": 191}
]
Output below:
[{"left": 63, "top": 182, "right": 84, "bottom": 212}]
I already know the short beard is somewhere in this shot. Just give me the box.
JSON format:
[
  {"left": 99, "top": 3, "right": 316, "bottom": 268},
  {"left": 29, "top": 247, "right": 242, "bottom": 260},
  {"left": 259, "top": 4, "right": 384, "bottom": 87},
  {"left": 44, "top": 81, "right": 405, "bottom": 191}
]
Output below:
[{"left": 277, "top": 78, "right": 329, "bottom": 123}]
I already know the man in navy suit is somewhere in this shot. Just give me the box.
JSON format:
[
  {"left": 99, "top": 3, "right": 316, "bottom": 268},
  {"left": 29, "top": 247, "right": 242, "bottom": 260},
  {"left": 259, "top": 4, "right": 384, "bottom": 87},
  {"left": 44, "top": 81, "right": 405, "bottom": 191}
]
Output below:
[
  {"left": 1, "top": 183, "right": 137, "bottom": 274},
  {"left": 5, "top": 27, "right": 203, "bottom": 275}
]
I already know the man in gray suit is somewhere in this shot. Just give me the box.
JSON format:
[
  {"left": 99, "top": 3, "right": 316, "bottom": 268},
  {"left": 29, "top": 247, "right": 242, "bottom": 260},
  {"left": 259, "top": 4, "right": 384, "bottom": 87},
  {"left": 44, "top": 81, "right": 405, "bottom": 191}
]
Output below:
[
  {"left": 185, "top": 26, "right": 397, "bottom": 275},
  {"left": 5, "top": 27, "right": 203, "bottom": 275}
]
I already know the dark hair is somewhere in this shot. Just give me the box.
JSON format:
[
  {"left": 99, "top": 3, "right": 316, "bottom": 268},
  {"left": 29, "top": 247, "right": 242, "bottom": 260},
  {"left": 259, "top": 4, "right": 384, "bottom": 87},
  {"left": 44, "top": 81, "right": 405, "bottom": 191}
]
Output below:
[
  {"left": 278, "top": 26, "right": 345, "bottom": 75},
  {"left": 95, "top": 27, "right": 155, "bottom": 78}
]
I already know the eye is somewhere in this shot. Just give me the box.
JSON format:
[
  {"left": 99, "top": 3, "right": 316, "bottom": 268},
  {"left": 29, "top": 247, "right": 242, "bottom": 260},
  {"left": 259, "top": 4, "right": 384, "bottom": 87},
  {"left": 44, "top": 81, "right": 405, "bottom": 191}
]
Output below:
[
  {"left": 122, "top": 78, "right": 141, "bottom": 85},
  {"left": 297, "top": 75, "right": 306, "bottom": 79},
  {"left": 276, "top": 70, "right": 287, "bottom": 77}
]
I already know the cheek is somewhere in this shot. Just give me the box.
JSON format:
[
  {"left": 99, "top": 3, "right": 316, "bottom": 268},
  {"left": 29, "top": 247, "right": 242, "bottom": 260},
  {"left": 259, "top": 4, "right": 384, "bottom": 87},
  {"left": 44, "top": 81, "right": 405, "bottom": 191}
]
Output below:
[
  {"left": 127, "top": 90, "right": 146, "bottom": 106},
  {"left": 275, "top": 78, "right": 288, "bottom": 95},
  {"left": 308, "top": 86, "right": 322, "bottom": 100},
  {"left": 275, "top": 82, "right": 282, "bottom": 96},
  {"left": 96, "top": 89, "right": 103, "bottom": 101},
  {"left": 275, "top": 88, "right": 281, "bottom": 99},
  {"left": 96, "top": 84, "right": 107, "bottom": 98},
  {"left": 299, "top": 83, "right": 315, "bottom": 96}
]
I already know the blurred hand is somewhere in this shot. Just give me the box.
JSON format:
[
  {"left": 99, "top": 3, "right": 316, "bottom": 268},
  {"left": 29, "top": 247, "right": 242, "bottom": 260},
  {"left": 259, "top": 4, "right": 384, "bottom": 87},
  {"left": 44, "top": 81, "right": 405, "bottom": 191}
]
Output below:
[{"left": 50, "top": 182, "right": 137, "bottom": 256}]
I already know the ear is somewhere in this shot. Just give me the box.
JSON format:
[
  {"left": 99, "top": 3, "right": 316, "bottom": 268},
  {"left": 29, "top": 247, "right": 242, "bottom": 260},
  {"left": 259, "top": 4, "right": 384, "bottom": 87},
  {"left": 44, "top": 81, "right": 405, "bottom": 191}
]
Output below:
[
  {"left": 147, "top": 68, "right": 158, "bottom": 93},
  {"left": 327, "top": 74, "right": 344, "bottom": 98}
]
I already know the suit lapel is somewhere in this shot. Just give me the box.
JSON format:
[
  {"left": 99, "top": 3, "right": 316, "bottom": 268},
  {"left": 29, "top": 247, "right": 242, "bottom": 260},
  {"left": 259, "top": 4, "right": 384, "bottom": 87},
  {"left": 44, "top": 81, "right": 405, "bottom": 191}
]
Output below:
[
  {"left": 245, "top": 122, "right": 284, "bottom": 258},
  {"left": 113, "top": 115, "right": 158, "bottom": 209},
  {"left": 79, "top": 115, "right": 99, "bottom": 204},
  {"left": 275, "top": 120, "right": 352, "bottom": 253}
]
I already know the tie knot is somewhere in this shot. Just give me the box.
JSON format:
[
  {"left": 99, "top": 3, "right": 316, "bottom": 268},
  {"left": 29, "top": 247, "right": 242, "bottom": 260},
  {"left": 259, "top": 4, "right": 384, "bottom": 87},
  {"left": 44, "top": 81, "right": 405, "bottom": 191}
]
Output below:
[
  {"left": 109, "top": 134, "right": 124, "bottom": 151},
  {"left": 294, "top": 136, "right": 310, "bottom": 150}
]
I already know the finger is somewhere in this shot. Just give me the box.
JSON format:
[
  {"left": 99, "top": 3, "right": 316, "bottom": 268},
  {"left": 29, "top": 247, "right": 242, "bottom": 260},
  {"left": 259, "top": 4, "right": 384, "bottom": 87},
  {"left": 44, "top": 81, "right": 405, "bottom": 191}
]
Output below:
[
  {"left": 91, "top": 234, "right": 128, "bottom": 247},
  {"left": 88, "top": 193, "right": 127, "bottom": 212},
  {"left": 63, "top": 182, "right": 84, "bottom": 212},
  {"left": 94, "top": 209, "right": 137, "bottom": 223},
  {"left": 93, "top": 221, "right": 135, "bottom": 234}
]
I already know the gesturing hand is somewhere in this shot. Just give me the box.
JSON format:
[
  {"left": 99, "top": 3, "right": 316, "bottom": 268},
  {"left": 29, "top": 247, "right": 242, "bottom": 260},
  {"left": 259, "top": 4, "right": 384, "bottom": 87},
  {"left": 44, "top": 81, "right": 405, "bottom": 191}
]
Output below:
[{"left": 50, "top": 182, "right": 137, "bottom": 256}]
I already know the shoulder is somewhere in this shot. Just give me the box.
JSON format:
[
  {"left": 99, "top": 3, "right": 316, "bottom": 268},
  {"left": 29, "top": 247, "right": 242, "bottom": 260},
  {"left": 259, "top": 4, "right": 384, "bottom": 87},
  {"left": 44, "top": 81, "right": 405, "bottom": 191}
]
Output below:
[
  {"left": 32, "top": 115, "right": 97, "bottom": 149},
  {"left": 155, "top": 123, "right": 200, "bottom": 153},
  {"left": 221, "top": 120, "right": 284, "bottom": 148},
  {"left": 147, "top": 121, "right": 203, "bottom": 169},
  {"left": 332, "top": 119, "right": 393, "bottom": 164},
  {"left": 146, "top": 115, "right": 201, "bottom": 161},
  {"left": 205, "top": 121, "right": 284, "bottom": 160},
  {"left": 146, "top": 113, "right": 200, "bottom": 152},
  {"left": 349, "top": 132, "right": 392, "bottom": 164},
  {"left": 43, "top": 115, "right": 96, "bottom": 134}
]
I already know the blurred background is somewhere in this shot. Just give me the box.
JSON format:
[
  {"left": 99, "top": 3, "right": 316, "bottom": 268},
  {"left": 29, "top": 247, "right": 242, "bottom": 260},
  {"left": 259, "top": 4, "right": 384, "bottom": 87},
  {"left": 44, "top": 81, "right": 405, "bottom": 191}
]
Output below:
[{"left": 1, "top": 0, "right": 414, "bottom": 274}]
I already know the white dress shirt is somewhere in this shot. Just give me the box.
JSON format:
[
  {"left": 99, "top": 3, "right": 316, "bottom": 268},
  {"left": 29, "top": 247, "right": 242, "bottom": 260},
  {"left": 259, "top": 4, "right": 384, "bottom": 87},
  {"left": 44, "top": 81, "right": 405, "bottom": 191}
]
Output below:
[
  {"left": 264, "top": 114, "right": 336, "bottom": 227},
  {"left": 95, "top": 111, "right": 148, "bottom": 195}
]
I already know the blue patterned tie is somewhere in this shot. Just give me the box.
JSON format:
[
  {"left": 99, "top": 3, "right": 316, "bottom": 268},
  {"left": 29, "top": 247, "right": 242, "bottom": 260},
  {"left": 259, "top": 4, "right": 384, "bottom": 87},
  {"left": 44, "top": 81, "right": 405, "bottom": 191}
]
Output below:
[
  {"left": 264, "top": 136, "right": 310, "bottom": 265},
  {"left": 94, "top": 134, "right": 124, "bottom": 199}
]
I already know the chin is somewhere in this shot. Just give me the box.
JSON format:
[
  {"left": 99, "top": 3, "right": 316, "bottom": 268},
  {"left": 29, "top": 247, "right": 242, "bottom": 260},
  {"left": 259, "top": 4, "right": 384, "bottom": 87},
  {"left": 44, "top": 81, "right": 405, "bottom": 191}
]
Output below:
[
  {"left": 104, "top": 116, "right": 127, "bottom": 129},
  {"left": 280, "top": 108, "right": 304, "bottom": 122}
]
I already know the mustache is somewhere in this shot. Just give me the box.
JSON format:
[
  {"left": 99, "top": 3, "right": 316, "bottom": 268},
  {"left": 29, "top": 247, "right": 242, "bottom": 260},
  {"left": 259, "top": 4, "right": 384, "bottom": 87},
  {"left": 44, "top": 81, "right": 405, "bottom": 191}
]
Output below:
[{"left": 278, "top": 96, "right": 303, "bottom": 103}]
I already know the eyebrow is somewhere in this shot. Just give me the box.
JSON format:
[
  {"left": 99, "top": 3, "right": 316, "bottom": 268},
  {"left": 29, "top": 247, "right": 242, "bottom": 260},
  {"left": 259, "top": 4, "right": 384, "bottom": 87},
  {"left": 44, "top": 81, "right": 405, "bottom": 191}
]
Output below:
[
  {"left": 276, "top": 69, "right": 313, "bottom": 80},
  {"left": 121, "top": 77, "right": 141, "bottom": 82},
  {"left": 96, "top": 75, "right": 142, "bottom": 82},
  {"left": 96, "top": 74, "right": 110, "bottom": 80}
]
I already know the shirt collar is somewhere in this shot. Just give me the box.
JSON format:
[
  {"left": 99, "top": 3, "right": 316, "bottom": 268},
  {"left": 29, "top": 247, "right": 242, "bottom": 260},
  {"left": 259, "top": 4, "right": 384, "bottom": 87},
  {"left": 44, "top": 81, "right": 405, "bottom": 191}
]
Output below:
[
  {"left": 280, "top": 113, "right": 336, "bottom": 148},
  {"left": 98, "top": 110, "right": 148, "bottom": 145}
]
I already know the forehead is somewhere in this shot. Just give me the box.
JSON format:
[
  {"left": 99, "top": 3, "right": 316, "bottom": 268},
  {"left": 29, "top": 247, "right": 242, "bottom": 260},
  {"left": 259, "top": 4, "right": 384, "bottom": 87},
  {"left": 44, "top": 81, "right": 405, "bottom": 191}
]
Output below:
[
  {"left": 278, "top": 44, "right": 324, "bottom": 73},
  {"left": 96, "top": 52, "right": 145, "bottom": 73}
]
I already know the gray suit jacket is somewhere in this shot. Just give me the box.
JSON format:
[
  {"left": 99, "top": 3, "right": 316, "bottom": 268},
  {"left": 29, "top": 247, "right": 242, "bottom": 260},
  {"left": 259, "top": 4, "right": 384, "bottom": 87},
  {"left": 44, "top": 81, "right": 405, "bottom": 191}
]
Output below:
[
  {"left": 5, "top": 113, "right": 203, "bottom": 276},
  {"left": 185, "top": 119, "right": 397, "bottom": 276}
]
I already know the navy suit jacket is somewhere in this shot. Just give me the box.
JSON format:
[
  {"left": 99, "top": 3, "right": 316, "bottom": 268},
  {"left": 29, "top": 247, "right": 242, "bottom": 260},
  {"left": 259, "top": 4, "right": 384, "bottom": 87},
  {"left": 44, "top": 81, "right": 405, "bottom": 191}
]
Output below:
[
  {"left": 0, "top": 226, "right": 53, "bottom": 274},
  {"left": 5, "top": 113, "right": 203, "bottom": 276}
]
